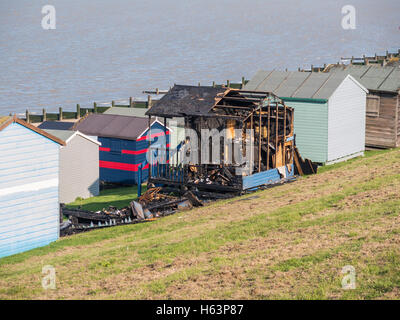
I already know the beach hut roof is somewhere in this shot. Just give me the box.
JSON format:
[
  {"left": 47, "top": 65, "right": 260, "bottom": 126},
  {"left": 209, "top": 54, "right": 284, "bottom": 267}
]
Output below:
[
  {"left": 38, "top": 121, "right": 75, "bottom": 130},
  {"left": 43, "top": 129, "right": 101, "bottom": 145},
  {"left": 0, "top": 116, "right": 65, "bottom": 145},
  {"left": 145, "top": 85, "right": 228, "bottom": 117},
  {"left": 328, "top": 65, "right": 400, "bottom": 93},
  {"left": 72, "top": 113, "right": 162, "bottom": 141},
  {"left": 103, "top": 107, "right": 148, "bottom": 118},
  {"left": 245, "top": 71, "right": 367, "bottom": 100}
]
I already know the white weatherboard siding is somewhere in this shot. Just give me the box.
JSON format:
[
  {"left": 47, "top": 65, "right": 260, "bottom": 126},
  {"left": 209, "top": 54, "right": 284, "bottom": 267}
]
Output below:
[
  {"left": 0, "top": 123, "right": 60, "bottom": 258},
  {"left": 327, "top": 76, "right": 366, "bottom": 163},
  {"left": 59, "top": 134, "right": 100, "bottom": 204}
]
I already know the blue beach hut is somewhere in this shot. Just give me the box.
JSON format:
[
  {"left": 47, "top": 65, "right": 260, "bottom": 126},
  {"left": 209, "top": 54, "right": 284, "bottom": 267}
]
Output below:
[{"left": 0, "top": 116, "right": 64, "bottom": 258}]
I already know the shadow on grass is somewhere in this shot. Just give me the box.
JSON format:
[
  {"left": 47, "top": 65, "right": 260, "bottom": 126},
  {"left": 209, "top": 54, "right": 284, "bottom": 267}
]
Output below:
[{"left": 66, "top": 185, "right": 147, "bottom": 212}]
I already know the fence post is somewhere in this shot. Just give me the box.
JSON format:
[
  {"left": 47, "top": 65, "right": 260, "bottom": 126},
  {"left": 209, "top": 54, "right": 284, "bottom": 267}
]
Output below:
[
  {"left": 76, "top": 104, "right": 81, "bottom": 119},
  {"left": 137, "top": 164, "right": 142, "bottom": 198},
  {"left": 59, "top": 107, "right": 63, "bottom": 120},
  {"left": 42, "top": 108, "right": 47, "bottom": 122},
  {"left": 25, "top": 110, "right": 30, "bottom": 123}
]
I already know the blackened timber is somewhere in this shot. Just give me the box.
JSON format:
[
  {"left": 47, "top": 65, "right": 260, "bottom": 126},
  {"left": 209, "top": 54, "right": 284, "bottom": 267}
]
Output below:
[
  {"left": 148, "top": 177, "right": 242, "bottom": 192},
  {"left": 283, "top": 103, "right": 287, "bottom": 167},
  {"left": 217, "top": 96, "right": 265, "bottom": 103},
  {"left": 258, "top": 107, "right": 262, "bottom": 172},
  {"left": 267, "top": 101, "right": 270, "bottom": 170},
  {"left": 145, "top": 198, "right": 186, "bottom": 211},
  {"left": 214, "top": 105, "right": 253, "bottom": 110},
  {"left": 204, "top": 114, "right": 244, "bottom": 120},
  {"left": 164, "top": 117, "right": 168, "bottom": 163},
  {"left": 148, "top": 115, "right": 152, "bottom": 178},
  {"left": 275, "top": 102, "right": 278, "bottom": 165}
]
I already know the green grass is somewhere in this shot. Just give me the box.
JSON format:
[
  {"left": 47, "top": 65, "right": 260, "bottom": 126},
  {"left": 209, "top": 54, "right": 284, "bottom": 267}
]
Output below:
[
  {"left": 66, "top": 185, "right": 146, "bottom": 212},
  {"left": 317, "top": 148, "right": 395, "bottom": 174},
  {"left": 1, "top": 147, "right": 400, "bottom": 299}
]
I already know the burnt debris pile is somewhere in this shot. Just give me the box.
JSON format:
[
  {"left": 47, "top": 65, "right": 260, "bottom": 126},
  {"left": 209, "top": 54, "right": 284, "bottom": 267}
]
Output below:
[{"left": 60, "top": 187, "right": 214, "bottom": 236}]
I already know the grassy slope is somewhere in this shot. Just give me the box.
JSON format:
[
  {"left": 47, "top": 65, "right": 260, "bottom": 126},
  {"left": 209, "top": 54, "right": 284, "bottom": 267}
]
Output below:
[{"left": 1, "top": 149, "right": 400, "bottom": 299}]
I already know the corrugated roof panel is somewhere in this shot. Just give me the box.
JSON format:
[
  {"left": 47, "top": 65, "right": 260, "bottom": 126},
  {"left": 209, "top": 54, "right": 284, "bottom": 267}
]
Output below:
[
  {"left": 313, "top": 73, "right": 347, "bottom": 99},
  {"left": 43, "top": 129, "right": 75, "bottom": 142},
  {"left": 379, "top": 68, "right": 400, "bottom": 92},
  {"left": 244, "top": 70, "right": 273, "bottom": 90},
  {"left": 360, "top": 66, "right": 394, "bottom": 90},
  {"left": 255, "top": 71, "right": 289, "bottom": 92},
  {"left": 328, "top": 65, "right": 400, "bottom": 93},
  {"left": 246, "top": 70, "right": 351, "bottom": 99},
  {"left": 344, "top": 65, "right": 371, "bottom": 77},
  {"left": 103, "top": 107, "right": 148, "bottom": 118},
  {"left": 363, "top": 66, "right": 394, "bottom": 78},
  {"left": 274, "top": 72, "right": 309, "bottom": 97},
  {"left": 295, "top": 73, "right": 331, "bottom": 99},
  {"left": 357, "top": 76, "right": 382, "bottom": 90}
]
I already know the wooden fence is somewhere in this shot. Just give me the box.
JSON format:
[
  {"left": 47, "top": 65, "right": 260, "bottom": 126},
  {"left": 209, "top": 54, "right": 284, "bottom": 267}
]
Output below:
[{"left": 23, "top": 78, "right": 249, "bottom": 124}]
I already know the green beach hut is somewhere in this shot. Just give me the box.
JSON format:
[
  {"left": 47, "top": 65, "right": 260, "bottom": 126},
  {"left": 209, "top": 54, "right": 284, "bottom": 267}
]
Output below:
[{"left": 245, "top": 71, "right": 368, "bottom": 164}]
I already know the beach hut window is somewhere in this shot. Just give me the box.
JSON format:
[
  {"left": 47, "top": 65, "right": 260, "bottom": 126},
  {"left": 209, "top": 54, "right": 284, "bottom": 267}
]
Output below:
[{"left": 366, "top": 95, "right": 380, "bottom": 117}]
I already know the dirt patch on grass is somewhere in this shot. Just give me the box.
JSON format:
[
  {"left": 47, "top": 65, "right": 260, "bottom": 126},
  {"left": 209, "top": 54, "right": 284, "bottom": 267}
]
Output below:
[
  {"left": 157, "top": 215, "right": 400, "bottom": 300},
  {"left": 2, "top": 150, "right": 400, "bottom": 299}
]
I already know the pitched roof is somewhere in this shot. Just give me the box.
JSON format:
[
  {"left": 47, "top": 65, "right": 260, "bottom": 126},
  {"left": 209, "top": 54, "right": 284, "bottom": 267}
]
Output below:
[
  {"left": 72, "top": 113, "right": 159, "bottom": 141},
  {"left": 43, "top": 129, "right": 101, "bottom": 146},
  {"left": 43, "top": 129, "right": 75, "bottom": 142},
  {"left": 38, "top": 121, "right": 75, "bottom": 130},
  {"left": 0, "top": 116, "right": 65, "bottom": 146},
  {"left": 103, "top": 107, "right": 148, "bottom": 118},
  {"left": 145, "top": 85, "right": 228, "bottom": 117},
  {"left": 244, "top": 71, "right": 366, "bottom": 100},
  {"left": 327, "top": 65, "right": 400, "bottom": 93}
]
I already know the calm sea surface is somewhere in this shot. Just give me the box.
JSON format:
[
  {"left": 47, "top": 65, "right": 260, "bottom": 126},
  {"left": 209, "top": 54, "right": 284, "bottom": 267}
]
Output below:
[{"left": 0, "top": 0, "right": 399, "bottom": 114}]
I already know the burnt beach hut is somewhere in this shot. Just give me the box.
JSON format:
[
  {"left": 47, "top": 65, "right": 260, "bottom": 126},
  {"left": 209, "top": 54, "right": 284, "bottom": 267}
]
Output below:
[
  {"left": 0, "top": 116, "right": 64, "bottom": 258},
  {"left": 245, "top": 71, "right": 368, "bottom": 164},
  {"left": 43, "top": 129, "right": 101, "bottom": 204},
  {"left": 145, "top": 85, "right": 296, "bottom": 192},
  {"left": 73, "top": 113, "right": 170, "bottom": 185}
]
